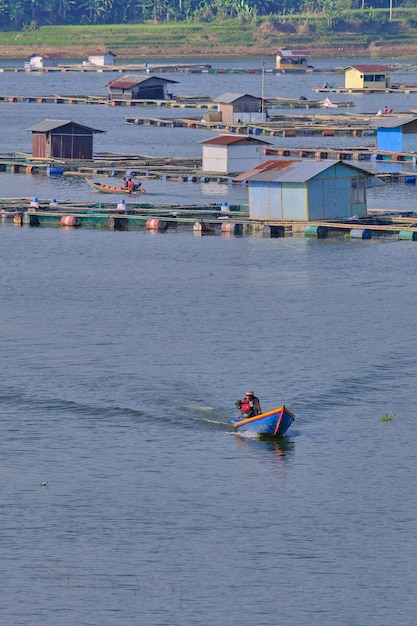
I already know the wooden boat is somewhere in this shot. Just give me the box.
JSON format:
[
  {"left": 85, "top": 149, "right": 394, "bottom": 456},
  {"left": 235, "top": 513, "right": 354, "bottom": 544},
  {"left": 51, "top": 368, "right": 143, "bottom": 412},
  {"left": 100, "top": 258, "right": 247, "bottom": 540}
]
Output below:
[
  {"left": 231, "top": 405, "right": 295, "bottom": 437},
  {"left": 85, "top": 177, "right": 146, "bottom": 194}
]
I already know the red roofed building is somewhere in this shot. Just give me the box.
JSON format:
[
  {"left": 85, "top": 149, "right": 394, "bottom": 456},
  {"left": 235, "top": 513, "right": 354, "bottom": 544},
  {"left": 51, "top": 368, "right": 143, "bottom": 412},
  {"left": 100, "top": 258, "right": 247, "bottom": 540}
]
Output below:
[
  {"left": 201, "top": 135, "right": 270, "bottom": 174},
  {"left": 106, "top": 75, "right": 177, "bottom": 101},
  {"left": 344, "top": 65, "right": 392, "bottom": 89}
]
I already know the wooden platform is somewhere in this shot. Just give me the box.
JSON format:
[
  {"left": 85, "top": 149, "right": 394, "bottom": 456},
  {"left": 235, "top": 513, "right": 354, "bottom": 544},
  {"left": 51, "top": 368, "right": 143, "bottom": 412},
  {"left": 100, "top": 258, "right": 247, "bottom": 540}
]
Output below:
[
  {"left": 0, "top": 92, "right": 354, "bottom": 110},
  {"left": 3, "top": 199, "right": 417, "bottom": 241},
  {"left": 2, "top": 149, "right": 417, "bottom": 182}
]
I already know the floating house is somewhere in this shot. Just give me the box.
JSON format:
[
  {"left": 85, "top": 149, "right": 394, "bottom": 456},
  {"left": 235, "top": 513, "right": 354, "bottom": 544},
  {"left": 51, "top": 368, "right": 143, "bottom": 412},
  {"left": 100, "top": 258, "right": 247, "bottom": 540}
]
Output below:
[
  {"left": 344, "top": 65, "right": 392, "bottom": 90},
  {"left": 24, "top": 53, "right": 60, "bottom": 70},
  {"left": 235, "top": 159, "right": 371, "bottom": 220},
  {"left": 87, "top": 51, "right": 117, "bottom": 66},
  {"left": 201, "top": 135, "right": 270, "bottom": 174},
  {"left": 213, "top": 93, "right": 265, "bottom": 124},
  {"left": 106, "top": 75, "right": 177, "bottom": 101},
  {"left": 375, "top": 116, "right": 417, "bottom": 152},
  {"left": 275, "top": 49, "right": 309, "bottom": 72},
  {"left": 27, "top": 119, "right": 105, "bottom": 160}
]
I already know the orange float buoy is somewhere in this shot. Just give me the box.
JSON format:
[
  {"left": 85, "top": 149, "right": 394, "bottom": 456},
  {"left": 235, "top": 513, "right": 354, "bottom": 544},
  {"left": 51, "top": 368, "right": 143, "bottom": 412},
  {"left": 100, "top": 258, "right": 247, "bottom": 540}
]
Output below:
[
  {"left": 221, "top": 222, "right": 242, "bottom": 236},
  {"left": 60, "top": 215, "right": 81, "bottom": 227},
  {"left": 193, "top": 222, "right": 215, "bottom": 234},
  {"left": 146, "top": 219, "right": 167, "bottom": 232}
]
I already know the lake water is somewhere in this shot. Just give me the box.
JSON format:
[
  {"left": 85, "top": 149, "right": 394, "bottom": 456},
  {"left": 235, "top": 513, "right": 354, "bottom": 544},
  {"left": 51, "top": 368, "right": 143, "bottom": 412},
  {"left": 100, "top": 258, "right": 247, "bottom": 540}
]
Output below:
[
  {"left": 2, "top": 58, "right": 417, "bottom": 626},
  {"left": 2, "top": 55, "right": 417, "bottom": 209}
]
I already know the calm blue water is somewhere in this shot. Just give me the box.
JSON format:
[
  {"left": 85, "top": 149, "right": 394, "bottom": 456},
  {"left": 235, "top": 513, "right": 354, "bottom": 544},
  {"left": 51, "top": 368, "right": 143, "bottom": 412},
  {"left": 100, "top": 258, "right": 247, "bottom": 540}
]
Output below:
[{"left": 2, "top": 59, "right": 417, "bottom": 626}]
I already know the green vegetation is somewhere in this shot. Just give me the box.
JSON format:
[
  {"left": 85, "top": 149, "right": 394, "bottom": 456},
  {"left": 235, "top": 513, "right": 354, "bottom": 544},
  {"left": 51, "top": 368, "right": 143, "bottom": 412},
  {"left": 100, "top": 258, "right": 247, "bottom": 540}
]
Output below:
[
  {"left": 1, "top": 6, "right": 417, "bottom": 58},
  {"left": 381, "top": 411, "right": 398, "bottom": 422}
]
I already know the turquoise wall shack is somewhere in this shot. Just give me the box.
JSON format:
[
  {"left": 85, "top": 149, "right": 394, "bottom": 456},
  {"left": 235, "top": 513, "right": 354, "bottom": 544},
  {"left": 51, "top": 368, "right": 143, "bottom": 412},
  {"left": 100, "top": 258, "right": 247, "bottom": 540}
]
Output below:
[
  {"left": 376, "top": 116, "right": 417, "bottom": 153},
  {"left": 235, "top": 159, "right": 371, "bottom": 221}
]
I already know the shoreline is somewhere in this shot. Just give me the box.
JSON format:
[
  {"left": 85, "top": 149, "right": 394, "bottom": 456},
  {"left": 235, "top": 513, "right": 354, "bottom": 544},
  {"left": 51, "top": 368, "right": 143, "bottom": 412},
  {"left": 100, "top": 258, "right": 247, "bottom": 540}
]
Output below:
[{"left": 1, "top": 43, "right": 417, "bottom": 60}]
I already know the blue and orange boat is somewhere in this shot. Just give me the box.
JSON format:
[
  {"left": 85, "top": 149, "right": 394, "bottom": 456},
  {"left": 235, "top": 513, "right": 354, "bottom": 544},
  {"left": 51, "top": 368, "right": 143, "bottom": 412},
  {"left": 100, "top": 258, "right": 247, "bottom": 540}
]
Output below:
[{"left": 232, "top": 405, "right": 295, "bottom": 437}]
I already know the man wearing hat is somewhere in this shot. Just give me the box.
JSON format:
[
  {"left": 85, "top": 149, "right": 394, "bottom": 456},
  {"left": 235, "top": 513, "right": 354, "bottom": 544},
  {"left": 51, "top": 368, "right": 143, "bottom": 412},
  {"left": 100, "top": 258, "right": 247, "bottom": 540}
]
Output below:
[{"left": 236, "top": 390, "right": 262, "bottom": 418}]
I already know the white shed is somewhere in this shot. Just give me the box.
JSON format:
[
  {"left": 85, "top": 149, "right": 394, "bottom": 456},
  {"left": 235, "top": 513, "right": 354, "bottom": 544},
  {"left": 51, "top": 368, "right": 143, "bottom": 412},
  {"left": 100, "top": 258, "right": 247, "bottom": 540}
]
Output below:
[
  {"left": 25, "top": 53, "right": 60, "bottom": 69},
  {"left": 87, "top": 51, "right": 117, "bottom": 66},
  {"left": 201, "top": 135, "right": 270, "bottom": 174}
]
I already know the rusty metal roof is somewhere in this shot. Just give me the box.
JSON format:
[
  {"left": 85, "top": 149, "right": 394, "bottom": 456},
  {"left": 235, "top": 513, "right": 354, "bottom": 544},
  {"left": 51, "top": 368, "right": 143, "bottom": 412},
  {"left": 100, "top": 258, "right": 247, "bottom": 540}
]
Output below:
[
  {"left": 238, "top": 159, "right": 373, "bottom": 183},
  {"left": 201, "top": 135, "right": 270, "bottom": 146},
  {"left": 234, "top": 159, "right": 299, "bottom": 181},
  {"left": 29, "top": 53, "right": 60, "bottom": 59},
  {"left": 106, "top": 74, "right": 177, "bottom": 88},
  {"left": 345, "top": 65, "right": 392, "bottom": 72}
]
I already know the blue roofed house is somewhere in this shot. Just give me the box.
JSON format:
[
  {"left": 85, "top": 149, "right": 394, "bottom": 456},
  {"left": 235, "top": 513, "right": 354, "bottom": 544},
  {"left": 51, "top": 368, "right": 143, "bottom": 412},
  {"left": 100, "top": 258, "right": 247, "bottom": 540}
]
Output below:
[
  {"left": 235, "top": 159, "right": 372, "bottom": 221},
  {"left": 375, "top": 116, "right": 417, "bottom": 153}
]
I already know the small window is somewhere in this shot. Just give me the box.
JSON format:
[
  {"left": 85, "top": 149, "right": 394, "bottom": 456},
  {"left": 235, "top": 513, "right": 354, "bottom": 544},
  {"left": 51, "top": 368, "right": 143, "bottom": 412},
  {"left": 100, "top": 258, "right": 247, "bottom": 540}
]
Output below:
[{"left": 351, "top": 177, "right": 365, "bottom": 203}]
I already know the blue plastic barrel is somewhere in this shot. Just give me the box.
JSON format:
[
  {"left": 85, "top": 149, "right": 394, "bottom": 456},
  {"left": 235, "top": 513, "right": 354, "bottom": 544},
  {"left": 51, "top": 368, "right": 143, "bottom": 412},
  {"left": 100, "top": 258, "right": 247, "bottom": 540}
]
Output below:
[
  {"left": 350, "top": 228, "right": 372, "bottom": 239},
  {"left": 46, "top": 166, "right": 64, "bottom": 176}
]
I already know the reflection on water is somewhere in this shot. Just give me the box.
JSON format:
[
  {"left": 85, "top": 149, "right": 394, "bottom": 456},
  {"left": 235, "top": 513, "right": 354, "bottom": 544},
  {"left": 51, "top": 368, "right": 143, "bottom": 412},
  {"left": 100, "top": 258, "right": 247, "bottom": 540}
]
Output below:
[{"left": 234, "top": 432, "right": 295, "bottom": 463}]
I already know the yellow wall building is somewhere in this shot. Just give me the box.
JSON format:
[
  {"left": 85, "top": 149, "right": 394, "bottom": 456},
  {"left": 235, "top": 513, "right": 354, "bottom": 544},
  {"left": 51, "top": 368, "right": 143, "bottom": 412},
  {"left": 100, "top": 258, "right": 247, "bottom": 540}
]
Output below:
[
  {"left": 344, "top": 65, "right": 392, "bottom": 89},
  {"left": 276, "top": 50, "right": 309, "bottom": 72}
]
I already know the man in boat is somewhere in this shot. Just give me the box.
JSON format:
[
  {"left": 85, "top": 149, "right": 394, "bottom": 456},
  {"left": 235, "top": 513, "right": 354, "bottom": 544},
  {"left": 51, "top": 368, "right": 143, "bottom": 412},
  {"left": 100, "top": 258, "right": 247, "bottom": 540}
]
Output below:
[
  {"left": 127, "top": 178, "right": 135, "bottom": 194},
  {"left": 235, "top": 390, "right": 262, "bottom": 418}
]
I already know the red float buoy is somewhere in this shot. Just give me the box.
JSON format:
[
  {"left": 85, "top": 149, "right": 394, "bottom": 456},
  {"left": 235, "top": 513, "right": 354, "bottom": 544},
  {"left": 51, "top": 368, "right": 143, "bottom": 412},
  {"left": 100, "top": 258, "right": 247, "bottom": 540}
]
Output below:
[
  {"left": 60, "top": 215, "right": 81, "bottom": 227},
  {"left": 146, "top": 219, "right": 167, "bottom": 232}
]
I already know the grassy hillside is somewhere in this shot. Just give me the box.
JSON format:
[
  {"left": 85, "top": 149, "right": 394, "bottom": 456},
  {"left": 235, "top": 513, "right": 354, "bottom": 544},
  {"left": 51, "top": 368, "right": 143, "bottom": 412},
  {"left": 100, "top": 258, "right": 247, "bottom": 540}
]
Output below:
[{"left": 3, "top": 14, "right": 417, "bottom": 59}]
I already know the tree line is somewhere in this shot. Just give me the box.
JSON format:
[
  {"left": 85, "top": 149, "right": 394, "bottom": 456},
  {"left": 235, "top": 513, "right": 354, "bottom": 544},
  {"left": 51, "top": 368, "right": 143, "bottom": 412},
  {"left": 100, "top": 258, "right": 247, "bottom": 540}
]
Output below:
[{"left": 1, "top": 0, "right": 408, "bottom": 29}]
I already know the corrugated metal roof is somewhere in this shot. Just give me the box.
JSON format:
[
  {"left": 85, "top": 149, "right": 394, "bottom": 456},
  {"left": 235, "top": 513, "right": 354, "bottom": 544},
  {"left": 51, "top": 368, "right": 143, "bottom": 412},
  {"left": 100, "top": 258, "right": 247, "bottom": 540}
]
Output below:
[
  {"left": 213, "top": 92, "right": 261, "bottom": 104},
  {"left": 30, "top": 53, "right": 60, "bottom": 59},
  {"left": 234, "top": 159, "right": 299, "bottom": 181},
  {"left": 201, "top": 134, "right": 270, "bottom": 146},
  {"left": 276, "top": 49, "right": 309, "bottom": 57},
  {"left": 106, "top": 74, "right": 177, "bottom": 88},
  {"left": 374, "top": 116, "right": 417, "bottom": 128},
  {"left": 345, "top": 65, "right": 392, "bottom": 72},
  {"left": 243, "top": 159, "right": 372, "bottom": 183},
  {"left": 27, "top": 119, "right": 105, "bottom": 133}
]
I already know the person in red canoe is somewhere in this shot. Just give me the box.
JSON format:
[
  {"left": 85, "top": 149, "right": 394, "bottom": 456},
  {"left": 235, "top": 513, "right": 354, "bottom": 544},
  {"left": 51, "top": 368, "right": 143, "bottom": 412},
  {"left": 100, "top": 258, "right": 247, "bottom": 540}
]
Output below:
[
  {"left": 127, "top": 178, "right": 136, "bottom": 194},
  {"left": 235, "top": 390, "right": 262, "bottom": 418}
]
